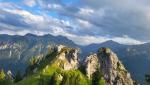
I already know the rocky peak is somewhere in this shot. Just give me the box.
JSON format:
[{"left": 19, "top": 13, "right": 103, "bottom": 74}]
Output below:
[
  {"left": 54, "top": 45, "right": 79, "bottom": 70},
  {"left": 55, "top": 45, "right": 66, "bottom": 52},
  {"left": 84, "top": 47, "right": 133, "bottom": 85}
]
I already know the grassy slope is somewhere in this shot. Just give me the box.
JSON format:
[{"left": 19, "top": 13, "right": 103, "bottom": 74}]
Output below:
[{"left": 15, "top": 66, "right": 90, "bottom": 85}]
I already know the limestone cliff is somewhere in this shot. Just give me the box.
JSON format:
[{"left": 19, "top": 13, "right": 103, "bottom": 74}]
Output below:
[
  {"left": 84, "top": 53, "right": 99, "bottom": 79},
  {"left": 84, "top": 47, "right": 133, "bottom": 85},
  {"left": 53, "top": 45, "right": 79, "bottom": 70}
]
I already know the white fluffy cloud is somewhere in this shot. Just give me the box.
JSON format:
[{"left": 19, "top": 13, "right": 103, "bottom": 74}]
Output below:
[{"left": 4, "top": 9, "right": 44, "bottom": 23}]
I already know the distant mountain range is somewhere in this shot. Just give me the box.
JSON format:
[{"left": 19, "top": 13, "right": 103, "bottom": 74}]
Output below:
[
  {"left": 0, "top": 33, "right": 79, "bottom": 74},
  {"left": 0, "top": 33, "right": 150, "bottom": 84}
]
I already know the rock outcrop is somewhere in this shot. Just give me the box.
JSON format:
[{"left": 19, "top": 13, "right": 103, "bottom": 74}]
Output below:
[
  {"left": 84, "top": 54, "right": 99, "bottom": 78},
  {"left": 6, "top": 70, "right": 13, "bottom": 81},
  {"left": 84, "top": 47, "right": 133, "bottom": 85},
  {"left": 54, "top": 45, "right": 79, "bottom": 70}
]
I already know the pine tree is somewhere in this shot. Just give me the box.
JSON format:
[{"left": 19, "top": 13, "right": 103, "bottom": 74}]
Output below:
[
  {"left": 145, "top": 74, "right": 150, "bottom": 83},
  {"left": 14, "top": 71, "right": 22, "bottom": 83}
]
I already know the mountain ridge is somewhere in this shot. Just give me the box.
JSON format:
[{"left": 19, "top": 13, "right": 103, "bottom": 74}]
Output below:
[
  {"left": 0, "top": 34, "right": 149, "bottom": 84},
  {"left": 0, "top": 45, "right": 134, "bottom": 85}
]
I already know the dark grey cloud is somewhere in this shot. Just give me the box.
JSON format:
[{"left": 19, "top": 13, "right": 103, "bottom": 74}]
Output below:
[
  {"left": 39, "top": 0, "right": 150, "bottom": 41},
  {"left": 0, "top": 10, "right": 30, "bottom": 28},
  {"left": 80, "top": 0, "right": 150, "bottom": 40}
]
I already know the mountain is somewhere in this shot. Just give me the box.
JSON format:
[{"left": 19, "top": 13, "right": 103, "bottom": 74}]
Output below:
[
  {"left": 0, "top": 45, "right": 134, "bottom": 85},
  {"left": 83, "top": 47, "right": 133, "bottom": 85},
  {"left": 82, "top": 41, "right": 150, "bottom": 85},
  {"left": 0, "top": 34, "right": 149, "bottom": 84},
  {"left": 0, "top": 33, "right": 79, "bottom": 74},
  {"left": 80, "top": 40, "right": 127, "bottom": 58}
]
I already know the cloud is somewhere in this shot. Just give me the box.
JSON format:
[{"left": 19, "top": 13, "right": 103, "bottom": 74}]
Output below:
[
  {"left": 0, "top": 2, "right": 20, "bottom": 9},
  {"left": 47, "top": 26, "right": 144, "bottom": 45},
  {"left": 79, "top": 0, "right": 150, "bottom": 40},
  {"left": 77, "top": 19, "right": 92, "bottom": 28},
  {"left": 0, "top": 0, "right": 150, "bottom": 45},
  {"left": 0, "top": 9, "right": 30, "bottom": 28},
  {"left": 23, "top": 0, "right": 36, "bottom": 7},
  {"left": 78, "top": 7, "right": 94, "bottom": 16}
]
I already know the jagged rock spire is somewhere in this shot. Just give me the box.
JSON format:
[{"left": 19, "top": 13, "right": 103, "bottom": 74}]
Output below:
[{"left": 84, "top": 47, "right": 133, "bottom": 85}]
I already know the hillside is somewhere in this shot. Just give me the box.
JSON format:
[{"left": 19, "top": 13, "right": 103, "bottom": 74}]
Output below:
[{"left": 0, "top": 45, "right": 134, "bottom": 85}]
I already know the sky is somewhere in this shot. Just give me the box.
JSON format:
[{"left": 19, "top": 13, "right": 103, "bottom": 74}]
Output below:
[{"left": 0, "top": 0, "right": 150, "bottom": 45}]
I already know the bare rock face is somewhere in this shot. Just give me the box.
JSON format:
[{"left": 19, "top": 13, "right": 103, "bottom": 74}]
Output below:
[
  {"left": 55, "top": 45, "right": 66, "bottom": 52},
  {"left": 84, "top": 54, "right": 99, "bottom": 78},
  {"left": 54, "top": 45, "right": 79, "bottom": 70},
  {"left": 98, "top": 48, "right": 133, "bottom": 85},
  {"left": 6, "top": 70, "right": 13, "bottom": 81},
  {"left": 84, "top": 47, "right": 133, "bottom": 85}
]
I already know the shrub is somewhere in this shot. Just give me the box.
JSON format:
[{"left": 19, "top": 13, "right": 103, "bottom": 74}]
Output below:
[
  {"left": 0, "top": 69, "right": 5, "bottom": 80},
  {"left": 92, "top": 70, "right": 105, "bottom": 85}
]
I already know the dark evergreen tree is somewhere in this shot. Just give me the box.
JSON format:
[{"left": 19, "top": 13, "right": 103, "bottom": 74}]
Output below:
[
  {"left": 145, "top": 74, "right": 150, "bottom": 83},
  {"left": 14, "top": 71, "right": 22, "bottom": 83}
]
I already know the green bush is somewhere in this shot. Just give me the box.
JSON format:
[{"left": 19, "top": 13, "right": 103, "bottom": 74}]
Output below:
[
  {"left": 0, "top": 80, "right": 13, "bottom": 85},
  {"left": 60, "top": 70, "right": 89, "bottom": 85},
  {"left": 92, "top": 70, "right": 105, "bottom": 85},
  {"left": 50, "top": 72, "right": 62, "bottom": 85},
  {"left": 0, "top": 69, "right": 5, "bottom": 80}
]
